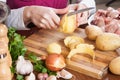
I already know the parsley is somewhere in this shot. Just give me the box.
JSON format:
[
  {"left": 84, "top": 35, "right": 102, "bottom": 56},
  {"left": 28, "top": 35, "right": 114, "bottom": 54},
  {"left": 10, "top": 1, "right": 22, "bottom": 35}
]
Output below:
[
  {"left": 28, "top": 53, "right": 57, "bottom": 76},
  {"left": 8, "top": 27, "right": 27, "bottom": 77},
  {"left": 8, "top": 27, "right": 27, "bottom": 62},
  {"left": 16, "top": 74, "right": 24, "bottom": 80}
]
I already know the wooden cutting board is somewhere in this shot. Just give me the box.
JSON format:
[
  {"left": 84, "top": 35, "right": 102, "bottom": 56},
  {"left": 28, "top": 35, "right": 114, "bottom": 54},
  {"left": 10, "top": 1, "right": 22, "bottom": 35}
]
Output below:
[{"left": 23, "top": 28, "right": 118, "bottom": 79}]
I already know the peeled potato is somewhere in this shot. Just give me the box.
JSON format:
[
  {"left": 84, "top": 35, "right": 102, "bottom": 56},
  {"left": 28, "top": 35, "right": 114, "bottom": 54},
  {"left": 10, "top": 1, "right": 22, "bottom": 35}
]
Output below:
[
  {"left": 85, "top": 25, "right": 103, "bottom": 40},
  {"left": 96, "top": 33, "right": 120, "bottom": 51},
  {"left": 46, "top": 42, "right": 61, "bottom": 54},
  {"left": 59, "top": 14, "right": 76, "bottom": 33},
  {"left": 109, "top": 57, "right": 120, "bottom": 75}
]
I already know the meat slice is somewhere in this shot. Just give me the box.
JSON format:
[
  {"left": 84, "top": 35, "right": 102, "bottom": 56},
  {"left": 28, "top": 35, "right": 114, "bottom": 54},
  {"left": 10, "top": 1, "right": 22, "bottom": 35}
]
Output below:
[
  {"left": 105, "top": 19, "right": 119, "bottom": 33},
  {"left": 95, "top": 9, "right": 107, "bottom": 18},
  {"left": 107, "top": 9, "right": 119, "bottom": 18},
  {"left": 90, "top": 7, "right": 120, "bottom": 35},
  {"left": 115, "top": 27, "right": 120, "bottom": 35}
]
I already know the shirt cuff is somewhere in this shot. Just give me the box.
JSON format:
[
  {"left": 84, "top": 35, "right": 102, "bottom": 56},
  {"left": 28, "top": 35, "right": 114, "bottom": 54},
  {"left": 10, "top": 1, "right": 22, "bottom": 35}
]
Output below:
[{"left": 5, "top": 7, "right": 30, "bottom": 30}]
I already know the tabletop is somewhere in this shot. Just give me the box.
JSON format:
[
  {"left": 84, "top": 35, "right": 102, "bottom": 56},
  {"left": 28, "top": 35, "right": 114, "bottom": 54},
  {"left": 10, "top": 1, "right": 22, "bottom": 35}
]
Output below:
[{"left": 17, "top": 27, "right": 120, "bottom": 80}]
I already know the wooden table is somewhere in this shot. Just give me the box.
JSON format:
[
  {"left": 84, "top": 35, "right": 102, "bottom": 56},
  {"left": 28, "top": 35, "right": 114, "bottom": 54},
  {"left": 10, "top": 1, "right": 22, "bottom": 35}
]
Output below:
[{"left": 17, "top": 27, "right": 120, "bottom": 80}]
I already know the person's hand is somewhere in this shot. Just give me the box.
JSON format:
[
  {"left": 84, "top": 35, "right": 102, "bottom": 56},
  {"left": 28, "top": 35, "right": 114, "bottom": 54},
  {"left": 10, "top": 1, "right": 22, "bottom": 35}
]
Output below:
[
  {"left": 77, "top": 4, "right": 89, "bottom": 26},
  {"left": 23, "top": 6, "right": 68, "bottom": 29},
  {"left": 67, "top": 4, "right": 89, "bottom": 27}
]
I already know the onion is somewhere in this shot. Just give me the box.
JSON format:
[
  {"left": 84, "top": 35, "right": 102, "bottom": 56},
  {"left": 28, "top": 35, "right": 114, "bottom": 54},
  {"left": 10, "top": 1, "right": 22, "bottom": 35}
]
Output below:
[{"left": 45, "top": 54, "right": 66, "bottom": 71}]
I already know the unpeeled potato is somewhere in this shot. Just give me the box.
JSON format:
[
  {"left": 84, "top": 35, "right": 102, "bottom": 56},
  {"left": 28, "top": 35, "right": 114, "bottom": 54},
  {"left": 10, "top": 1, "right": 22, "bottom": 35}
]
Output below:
[
  {"left": 59, "top": 14, "right": 76, "bottom": 33},
  {"left": 96, "top": 33, "right": 120, "bottom": 51},
  {"left": 109, "top": 57, "right": 120, "bottom": 75},
  {"left": 85, "top": 25, "right": 103, "bottom": 40}
]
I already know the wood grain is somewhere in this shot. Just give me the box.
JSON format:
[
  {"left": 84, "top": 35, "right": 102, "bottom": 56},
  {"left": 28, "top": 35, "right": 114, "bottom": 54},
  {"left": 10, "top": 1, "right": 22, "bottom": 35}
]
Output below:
[{"left": 23, "top": 28, "right": 118, "bottom": 79}]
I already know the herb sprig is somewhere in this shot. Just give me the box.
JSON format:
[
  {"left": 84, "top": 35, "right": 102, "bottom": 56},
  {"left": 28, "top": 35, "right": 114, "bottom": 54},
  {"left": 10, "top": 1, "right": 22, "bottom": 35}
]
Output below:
[
  {"left": 8, "top": 27, "right": 27, "bottom": 80},
  {"left": 27, "top": 53, "right": 57, "bottom": 76},
  {"left": 8, "top": 27, "right": 27, "bottom": 62}
]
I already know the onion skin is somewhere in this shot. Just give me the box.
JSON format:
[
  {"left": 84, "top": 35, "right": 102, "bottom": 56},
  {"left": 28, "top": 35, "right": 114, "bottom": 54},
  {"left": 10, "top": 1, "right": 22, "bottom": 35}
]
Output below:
[{"left": 45, "top": 54, "right": 66, "bottom": 71}]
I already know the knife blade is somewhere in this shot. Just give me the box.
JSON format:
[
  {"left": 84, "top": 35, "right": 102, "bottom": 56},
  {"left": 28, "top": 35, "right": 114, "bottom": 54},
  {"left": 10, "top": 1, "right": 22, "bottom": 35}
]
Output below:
[{"left": 67, "top": 7, "right": 95, "bottom": 16}]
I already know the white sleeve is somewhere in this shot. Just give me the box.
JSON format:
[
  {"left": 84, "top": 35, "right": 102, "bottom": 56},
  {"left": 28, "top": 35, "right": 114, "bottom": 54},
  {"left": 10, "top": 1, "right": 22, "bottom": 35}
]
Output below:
[
  {"left": 0, "top": 0, "right": 6, "bottom": 2},
  {"left": 5, "top": 7, "right": 30, "bottom": 30},
  {"left": 80, "top": 0, "right": 96, "bottom": 16}
]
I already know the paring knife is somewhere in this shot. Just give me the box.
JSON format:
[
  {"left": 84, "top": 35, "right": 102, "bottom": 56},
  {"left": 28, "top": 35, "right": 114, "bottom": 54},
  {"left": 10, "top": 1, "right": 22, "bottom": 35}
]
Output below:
[{"left": 67, "top": 7, "right": 95, "bottom": 16}]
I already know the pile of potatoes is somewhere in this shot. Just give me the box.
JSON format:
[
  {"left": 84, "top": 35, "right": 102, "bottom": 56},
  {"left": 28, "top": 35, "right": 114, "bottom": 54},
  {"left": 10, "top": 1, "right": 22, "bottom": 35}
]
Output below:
[
  {"left": 85, "top": 25, "right": 120, "bottom": 75},
  {"left": 85, "top": 25, "right": 120, "bottom": 51}
]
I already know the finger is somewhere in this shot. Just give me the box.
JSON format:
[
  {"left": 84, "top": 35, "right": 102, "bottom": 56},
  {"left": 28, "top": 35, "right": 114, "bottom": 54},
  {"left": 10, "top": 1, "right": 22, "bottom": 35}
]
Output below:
[
  {"left": 40, "top": 19, "right": 51, "bottom": 29},
  {"left": 32, "top": 18, "right": 47, "bottom": 29},
  {"left": 49, "top": 11, "right": 60, "bottom": 26},
  {"left": 31, "top": 18, "right": 41, "bottom": 28},
  {"left": 42, "top": 14, "right": 57, "bottom": 29},
  {"left": 39, "top": 23, "right": 47, "bottom": 29}
]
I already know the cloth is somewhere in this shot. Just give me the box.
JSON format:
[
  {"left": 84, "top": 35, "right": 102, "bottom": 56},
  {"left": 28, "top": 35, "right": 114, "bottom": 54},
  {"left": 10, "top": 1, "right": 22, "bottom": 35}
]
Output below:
[
  {"left": 3, "top": 0, "right": 96, "bottom": 30},
  {"left": 0, "top": 0, "right": 6, "bottom": 2},
  {"left": 7, "top": 0, "right": 68, "bottom": 9}
]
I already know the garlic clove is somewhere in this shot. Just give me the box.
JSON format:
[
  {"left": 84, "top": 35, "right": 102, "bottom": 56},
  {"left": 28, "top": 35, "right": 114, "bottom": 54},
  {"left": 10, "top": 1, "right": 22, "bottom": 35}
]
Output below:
[
  {"left": 57, "top": 69, "right": 73, "bottom": 79},
  {"left": 43, "top": 73, "right": 48, "bottom": 79},
  {"left": 46, "top": 75, "right": 57, "bottom": 80},
  {"left": 25, "top": 72, "right": 35, "bottom": 80},
  {"left": 16, "top": 56, "right": 33, "bottom": 75},
  {"left": 37, "top": 73, "right": 44, "bottom": 80}
]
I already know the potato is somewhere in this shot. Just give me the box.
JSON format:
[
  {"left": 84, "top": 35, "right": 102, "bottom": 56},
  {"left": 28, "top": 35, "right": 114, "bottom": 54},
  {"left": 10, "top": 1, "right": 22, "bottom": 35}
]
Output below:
[
  {"left": 109, "top": 57, "right": 120, "bottom": 75},
  {"left": 96, "top": 33, "right": 120, "bottom": 51},
  {"left": 85, "top": 25, "right": 103, "bottom": 40},
  {"left": 46, "top": 42, "right": 61, "bottom": 54},
  {"left": 59, "top": 14, "right": 76, "bottom": 33}
]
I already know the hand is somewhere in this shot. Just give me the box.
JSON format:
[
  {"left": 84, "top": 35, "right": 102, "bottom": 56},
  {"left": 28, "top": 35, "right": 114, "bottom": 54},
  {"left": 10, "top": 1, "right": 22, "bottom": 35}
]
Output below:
[
  {"left": 23, "top": 6, "right": 68, "bottom": 29},
  {"left": 77, "top": 4, "right": 89, "bottom": 26},
  {"left": 68, "top": 4, "right": 89, "bottom": 27}
]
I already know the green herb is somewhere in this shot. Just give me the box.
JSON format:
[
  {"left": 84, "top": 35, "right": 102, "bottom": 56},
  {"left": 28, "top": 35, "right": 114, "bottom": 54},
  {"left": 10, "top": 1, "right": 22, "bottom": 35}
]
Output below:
[
  {"left": 10, "top": 66, "right": 16, "bottom": 74},
  {"left": 8, "top": 27, "right": 27, "bottom": 76},
  {"left": 27, "top": 53, "right": 38, "bottom": 63},
  {"left": 8, "top": 27, "right": 27, "bottom": 62},
  {"left": 16, "top": 74, "right": 24, "bottom": 80},
  {"left": 28, "top": 53, "right": 57, "bottom": 75}
]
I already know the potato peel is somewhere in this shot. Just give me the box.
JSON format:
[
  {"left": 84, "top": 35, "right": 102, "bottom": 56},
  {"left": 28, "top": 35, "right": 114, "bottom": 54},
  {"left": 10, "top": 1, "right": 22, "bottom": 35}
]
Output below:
[
  {"left": 64, "top": 36, "right": 84, "bottom": 48},
  {"left": 67, "top": 43, "right": 95, "bottom": 60}
]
